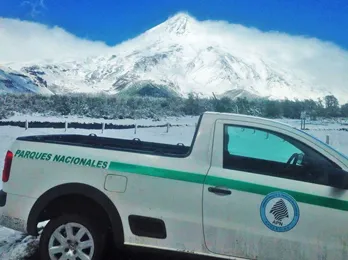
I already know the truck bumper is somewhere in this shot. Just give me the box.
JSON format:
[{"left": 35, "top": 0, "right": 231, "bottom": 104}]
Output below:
[
  {"left": 0, "top": 190, "right": 7, "bottom": 207},
  {"left": 0, "top": 191, "right": 36, "bottom": 234}
]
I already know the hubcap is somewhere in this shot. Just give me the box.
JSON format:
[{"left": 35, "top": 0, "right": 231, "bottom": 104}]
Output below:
[{"left": 48, "top": 222, "right": 95, "bottom": 260}]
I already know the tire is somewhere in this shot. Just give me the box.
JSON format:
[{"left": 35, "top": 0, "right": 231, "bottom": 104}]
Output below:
[{"left": 39, "top": 214, "right": 107, "bottom": 260}]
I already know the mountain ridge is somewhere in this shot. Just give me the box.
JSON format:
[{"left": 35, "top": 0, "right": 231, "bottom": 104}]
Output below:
[
  {"left": 0, "top": 66, "right": 51, "bottom": 94},
  {"left": 2, "top": 12, "right": 348, "bottom": 103}
]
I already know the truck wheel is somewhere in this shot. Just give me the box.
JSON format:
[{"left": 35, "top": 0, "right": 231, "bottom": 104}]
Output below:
[{"left": 39, "top": 214, "right": 106, "bottom": 260}]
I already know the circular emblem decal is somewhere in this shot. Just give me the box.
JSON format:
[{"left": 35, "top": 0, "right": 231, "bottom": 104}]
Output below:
[{"left": 260, "top": 191, "right": 300, "bottom": 232}]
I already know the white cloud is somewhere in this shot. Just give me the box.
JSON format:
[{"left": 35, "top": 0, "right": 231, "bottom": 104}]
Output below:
[
  {"left": 0, "top": 18, "right": 111, "bottom": 64},
  {"left": 200, "top": 19, "right": 348, "bottom": 95},
  {"left": 21, "top": 0, "right": 47, "bottom": 17}
]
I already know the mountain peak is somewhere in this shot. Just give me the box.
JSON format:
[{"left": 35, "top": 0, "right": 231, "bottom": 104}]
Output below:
[
  {"left": 168, "top": 12, "right": 194, "bottom": 21},
  {"left": 164, "top": 12, "right": 196, "bottom": 35}
]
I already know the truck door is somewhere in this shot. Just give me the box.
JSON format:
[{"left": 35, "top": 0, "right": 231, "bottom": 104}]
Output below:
[{"left": 203, "top": 119, "right": 348, "bottom": 260}]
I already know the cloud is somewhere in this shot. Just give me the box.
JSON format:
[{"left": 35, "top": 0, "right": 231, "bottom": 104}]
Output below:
[
  {"left": 201, "top": 20, "right": 348, "bottom": 102},
  {"left": 21, "top": 0, "right": 47, "bottom": 17},
  {"left": 0, "top": 18, "right": 111, "bottom": 64}
]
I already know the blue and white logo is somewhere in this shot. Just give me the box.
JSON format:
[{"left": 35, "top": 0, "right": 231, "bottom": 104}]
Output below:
[{"left": 260, "top": 191, "right": 300, "bottom": 232}]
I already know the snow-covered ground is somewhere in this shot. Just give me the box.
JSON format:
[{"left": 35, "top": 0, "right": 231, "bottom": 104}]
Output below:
[
  {"left": 0, "top": 228, "right": 39, "bottom": 260},
  {"left": 0, "top": 116, "right": 347, "bottom": 259},
  {"left": 4, "top": 113, "right": 348, "bottom": 129}
]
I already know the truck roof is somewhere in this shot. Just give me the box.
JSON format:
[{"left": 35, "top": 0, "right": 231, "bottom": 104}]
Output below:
[{"left": 202, "top": 111, "right": 294, "bottom": 129}]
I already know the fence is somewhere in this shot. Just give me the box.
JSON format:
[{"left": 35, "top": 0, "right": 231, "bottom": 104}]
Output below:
[
  {"left": 303, "top": 128, "right": 348, "bottom": 132},
  {"left": 0, "top": 120, "right": 197, "bottom": 134}
]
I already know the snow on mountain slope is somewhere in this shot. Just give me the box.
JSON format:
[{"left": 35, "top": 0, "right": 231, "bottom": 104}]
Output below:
[
  {"left": 4, "top": 13, "right": 348, "bottom": 101},
  {"left": 0, "top": 66, "right": 52, "bottom": 94}
]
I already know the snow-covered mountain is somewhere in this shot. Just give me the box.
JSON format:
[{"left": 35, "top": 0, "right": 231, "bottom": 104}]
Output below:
[
  {"left": 3, "top": 13, "right": 348, "bottom": 101},
  {"left": 0, "top": 66, "right": 52, "bottom": 94}
]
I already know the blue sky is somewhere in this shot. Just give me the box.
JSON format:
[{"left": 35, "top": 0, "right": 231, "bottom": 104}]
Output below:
[{"left": 1, "top": 0, "right": 348, "bottom": 49}]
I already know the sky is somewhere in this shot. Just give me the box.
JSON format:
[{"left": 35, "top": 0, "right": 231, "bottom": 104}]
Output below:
[{"left": 1, "top": 0, "right": 348, "bottom": 49}]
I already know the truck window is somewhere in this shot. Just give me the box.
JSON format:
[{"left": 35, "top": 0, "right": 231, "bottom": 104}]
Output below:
[
  {"left": 225, "top": 125, "right": 302, "bottom": 163},
  {"left": 223, "top": 124, "right": 340, "bottom": 186}
]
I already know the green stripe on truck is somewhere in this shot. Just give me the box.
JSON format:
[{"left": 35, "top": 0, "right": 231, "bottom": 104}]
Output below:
[
  {"left": 108, "top": 161, "right": 206, "bottom": 184},
  {"left": 108, "top": 161, "right": 348, "bottom": 212}
]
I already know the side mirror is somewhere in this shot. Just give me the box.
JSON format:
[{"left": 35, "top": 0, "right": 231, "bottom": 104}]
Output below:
[{"left": 328, "top": 168, "right": 348, "bottom": 190}]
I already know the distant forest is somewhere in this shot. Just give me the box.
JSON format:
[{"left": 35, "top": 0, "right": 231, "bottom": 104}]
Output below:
[{"left": 1, "top": 93, "right": 348, "bottom": 120}]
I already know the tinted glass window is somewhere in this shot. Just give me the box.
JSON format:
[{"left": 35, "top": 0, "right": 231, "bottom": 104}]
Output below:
[
  {"left": 223, "top": 125, "right": 340, "bottom": 186},
  {"left": 226, "top": 126, "right": 302, "bottom": 164}
]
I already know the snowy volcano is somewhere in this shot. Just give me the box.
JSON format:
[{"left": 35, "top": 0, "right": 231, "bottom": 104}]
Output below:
[{"left": 3, "top": 13, "right": 348, "bottom": 101}]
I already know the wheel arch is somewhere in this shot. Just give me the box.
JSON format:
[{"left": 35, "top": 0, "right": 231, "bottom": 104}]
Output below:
[{"left": 27, "top": 183, "right": 124, "bottom": 246}]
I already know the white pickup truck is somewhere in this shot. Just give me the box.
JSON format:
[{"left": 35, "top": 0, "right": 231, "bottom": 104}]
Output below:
[{"left": 1, "top": 112, "right": 348, "bottom": 260}]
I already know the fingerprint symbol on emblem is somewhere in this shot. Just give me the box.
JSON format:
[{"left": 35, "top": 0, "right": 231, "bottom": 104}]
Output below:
[{"left": 270, "top": 199, "right": 289, "bottom": 221}]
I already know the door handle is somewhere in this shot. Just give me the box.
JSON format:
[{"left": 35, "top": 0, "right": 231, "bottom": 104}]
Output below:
[{"left": 208, "top": 186, "right": 232, "bottom": 196}]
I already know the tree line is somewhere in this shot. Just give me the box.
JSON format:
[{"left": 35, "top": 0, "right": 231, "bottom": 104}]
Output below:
[{"left": 0, "top": 93, "right": 347, "bottom": 120}]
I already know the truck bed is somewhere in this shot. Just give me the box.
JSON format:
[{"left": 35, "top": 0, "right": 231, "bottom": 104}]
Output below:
[{"left": 16, "top": 134, "right": 192, "bottom": 157}]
